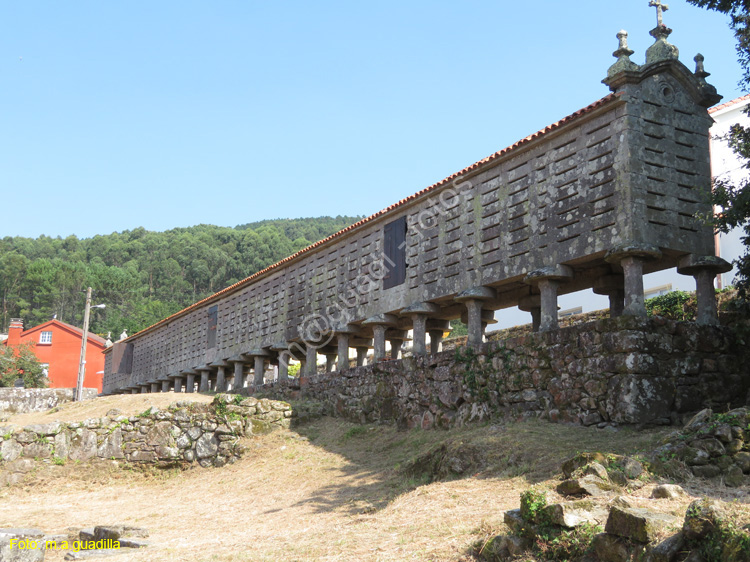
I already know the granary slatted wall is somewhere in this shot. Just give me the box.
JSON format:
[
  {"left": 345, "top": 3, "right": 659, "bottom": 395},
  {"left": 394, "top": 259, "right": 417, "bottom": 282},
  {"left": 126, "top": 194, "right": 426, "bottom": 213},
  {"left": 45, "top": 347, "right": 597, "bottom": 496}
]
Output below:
[{"left": 104, "top": 22, "right": 724, "bottom": 395}]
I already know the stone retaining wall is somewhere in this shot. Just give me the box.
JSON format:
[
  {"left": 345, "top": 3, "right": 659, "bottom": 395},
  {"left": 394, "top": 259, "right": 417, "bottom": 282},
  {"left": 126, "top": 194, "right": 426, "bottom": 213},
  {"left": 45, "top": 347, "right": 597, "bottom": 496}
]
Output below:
[
  {"left": 0, "top": 388, "right": 97, "bottom": 414},
  {"left": 264, "top": 317, "right": 748, "bottom": 429},
  {"left": 0, "top": 395, "right": 291, "bottom": 482}
]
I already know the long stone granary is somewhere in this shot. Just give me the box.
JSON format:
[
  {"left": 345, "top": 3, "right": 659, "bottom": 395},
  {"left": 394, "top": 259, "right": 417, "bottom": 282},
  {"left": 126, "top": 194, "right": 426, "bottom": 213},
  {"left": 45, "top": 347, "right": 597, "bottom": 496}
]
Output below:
[{"left": 103, "top": 16, "right": 730, "bottom": 395}]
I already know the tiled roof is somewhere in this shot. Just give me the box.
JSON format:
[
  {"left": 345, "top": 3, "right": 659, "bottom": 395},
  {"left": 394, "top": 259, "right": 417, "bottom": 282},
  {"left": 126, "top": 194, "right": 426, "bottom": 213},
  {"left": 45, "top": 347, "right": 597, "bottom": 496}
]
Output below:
[
  {"left": 21, "top": 319, "right": 107, "bottom": 346},
  {"left": 115, "top": 91, "right": 622, "bottom": 345},
  {"left": 709, "top": 94, "right": 750, "bottom": 114}
]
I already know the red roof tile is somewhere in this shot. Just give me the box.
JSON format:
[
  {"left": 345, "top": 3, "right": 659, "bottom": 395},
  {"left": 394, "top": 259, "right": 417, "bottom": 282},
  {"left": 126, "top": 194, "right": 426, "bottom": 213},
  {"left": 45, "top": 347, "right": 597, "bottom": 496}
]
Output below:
[{"left": 709, "top": 94, "right": 750, "bottom": 114}]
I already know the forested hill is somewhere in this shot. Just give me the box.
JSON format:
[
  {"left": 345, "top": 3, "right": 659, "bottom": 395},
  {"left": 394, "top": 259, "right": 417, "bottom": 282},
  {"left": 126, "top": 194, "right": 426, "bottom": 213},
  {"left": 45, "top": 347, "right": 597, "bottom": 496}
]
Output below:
[{"left": 0, "top": 216, "right": 361, "bottom": 337}]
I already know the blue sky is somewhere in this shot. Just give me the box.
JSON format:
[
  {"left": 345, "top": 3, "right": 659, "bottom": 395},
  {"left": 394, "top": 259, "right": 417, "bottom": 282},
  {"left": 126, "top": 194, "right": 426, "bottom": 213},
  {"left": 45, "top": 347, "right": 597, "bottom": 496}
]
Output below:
[{"left": 0, "top": 1, "right": 744, "bottom": 239}]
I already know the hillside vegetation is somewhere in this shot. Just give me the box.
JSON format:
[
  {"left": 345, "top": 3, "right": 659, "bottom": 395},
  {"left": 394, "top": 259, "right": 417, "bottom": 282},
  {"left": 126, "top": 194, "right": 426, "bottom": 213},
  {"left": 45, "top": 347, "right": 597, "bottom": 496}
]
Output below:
[{"left": 0, "top": 216, "right": 360, "bottom": 337}]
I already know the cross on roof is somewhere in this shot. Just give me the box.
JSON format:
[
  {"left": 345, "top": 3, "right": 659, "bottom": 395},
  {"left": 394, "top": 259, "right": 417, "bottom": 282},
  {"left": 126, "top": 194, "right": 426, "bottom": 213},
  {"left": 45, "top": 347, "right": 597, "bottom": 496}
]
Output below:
[{"left": 649, "top": 0, "right": 669, "bottom": 27}]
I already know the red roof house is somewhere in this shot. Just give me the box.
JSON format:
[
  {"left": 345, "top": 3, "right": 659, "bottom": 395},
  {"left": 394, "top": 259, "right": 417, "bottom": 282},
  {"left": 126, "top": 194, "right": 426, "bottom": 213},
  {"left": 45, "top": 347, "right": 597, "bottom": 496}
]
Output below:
[{"left": 4, "top": 318, "right": 106, "bottom": 392}]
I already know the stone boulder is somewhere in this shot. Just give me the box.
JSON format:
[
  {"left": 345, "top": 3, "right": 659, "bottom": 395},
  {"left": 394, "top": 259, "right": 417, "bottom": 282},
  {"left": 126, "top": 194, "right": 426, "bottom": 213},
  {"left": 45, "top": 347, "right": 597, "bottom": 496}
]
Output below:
[{"left": 605, "top": 506, "right": 680, "bottom": 543}]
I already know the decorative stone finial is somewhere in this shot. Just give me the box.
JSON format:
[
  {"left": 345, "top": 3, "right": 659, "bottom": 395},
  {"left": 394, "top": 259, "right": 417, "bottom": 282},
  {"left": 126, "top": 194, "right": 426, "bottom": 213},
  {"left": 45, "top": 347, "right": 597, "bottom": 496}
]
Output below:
[
  {"left": 607, "top": 30, "right": 640, "bottom": 78},
  {"left": 645, "top": 0, "right": 678, "bottom": 64},
  {"left": 694, "top": 53, "right": 709, "bottom": 79},
  {"left": 649, "top": 0, "right": 669, "bottom": 27},
  {"left": 693, "top": 53, "right": 722, "bottom": 105}
]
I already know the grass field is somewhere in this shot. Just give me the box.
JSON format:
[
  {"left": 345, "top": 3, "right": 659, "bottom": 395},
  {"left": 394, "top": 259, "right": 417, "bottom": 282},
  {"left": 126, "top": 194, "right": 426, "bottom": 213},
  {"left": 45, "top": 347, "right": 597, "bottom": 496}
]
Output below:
[{"left": 0, "top": 395, "right": 747, "bottom": 561}]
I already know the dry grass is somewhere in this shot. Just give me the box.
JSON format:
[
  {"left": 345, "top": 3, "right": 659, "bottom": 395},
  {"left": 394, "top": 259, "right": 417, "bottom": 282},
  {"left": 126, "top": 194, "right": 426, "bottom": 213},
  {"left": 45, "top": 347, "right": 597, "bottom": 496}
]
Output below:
[
  {"left": 0, "top": 395, "right": 747, "bottom": 561},
  {"left": 3, "top": 392, "right": 214, "bottom": 427}
]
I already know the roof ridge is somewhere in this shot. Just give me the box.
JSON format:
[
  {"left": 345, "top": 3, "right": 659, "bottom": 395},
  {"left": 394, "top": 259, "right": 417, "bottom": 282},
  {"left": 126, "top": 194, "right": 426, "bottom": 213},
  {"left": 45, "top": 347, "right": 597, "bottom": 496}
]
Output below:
[{"left": 118, "top": 92, "right": 621, "bottom": 344}]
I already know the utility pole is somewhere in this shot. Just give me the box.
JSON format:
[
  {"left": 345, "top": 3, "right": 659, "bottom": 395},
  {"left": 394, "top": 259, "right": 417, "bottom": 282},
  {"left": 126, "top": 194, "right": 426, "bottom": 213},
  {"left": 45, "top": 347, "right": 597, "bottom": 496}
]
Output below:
[{"left": 75, "top": 287, "right": 93, "bottom": 402}]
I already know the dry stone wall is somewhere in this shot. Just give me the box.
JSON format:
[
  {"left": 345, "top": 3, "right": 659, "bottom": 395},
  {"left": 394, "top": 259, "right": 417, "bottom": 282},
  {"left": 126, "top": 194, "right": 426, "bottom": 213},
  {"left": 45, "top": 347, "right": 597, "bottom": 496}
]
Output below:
[
  {"left": 0, "top": 395, "right": 291, "bottom": 481},
  {"left": 265, "top": 317, "right": 748, "bottom": 428}
]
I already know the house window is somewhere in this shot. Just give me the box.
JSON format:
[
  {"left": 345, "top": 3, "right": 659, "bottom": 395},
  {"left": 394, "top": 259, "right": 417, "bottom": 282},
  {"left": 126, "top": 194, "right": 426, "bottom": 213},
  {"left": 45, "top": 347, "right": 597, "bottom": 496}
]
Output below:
[
  {"left": 383, "top": 216, "right": 407, "bottom": 290},
  {"left": 39, "top": 331, "right": 52, "bottom": 344}
]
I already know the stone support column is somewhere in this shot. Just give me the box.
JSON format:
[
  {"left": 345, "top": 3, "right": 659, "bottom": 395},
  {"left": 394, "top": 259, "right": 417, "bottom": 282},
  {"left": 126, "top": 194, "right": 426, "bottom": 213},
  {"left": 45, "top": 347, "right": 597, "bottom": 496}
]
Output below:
[
  {"left": 363, "top": 314, "right": 399, "bottom": 362},
  {"left": 150, "top": 382, "right": 159, "bottom": 393},
  {"left": 455, "top": 287, "right": 496, "bottom": 347},
  {"left": 253, "top": 356, "right": 266, "bottom": 386},
  {"left": 524, "top": 265, "right": 574, "bottom": 332},
  {"left": 232, "top": 362, "right": 244, "bottom": 391},
  {"left": 185, "top": 373, "right": 196, "bottom": 393},
  {"left": 594, "top": 274, "right": 625, "bottom": 318},
  {"left": 538, "top": 279, "right": 561, "bottom": 332},
  {"left": 215, "top": 366, "right": 226, "bottom": 392},
  {"left": 372, "top": 325, "right": 387, "bottom": 361},
  {"left": 428, "top": 330, "right": 443, "bottom": 354},
  {"left": 174, "top": 377, "right": 183, "bottom": 393},
  {"left": 519, "top": 295, "right": 542, "bottom": 332},
  {"left": 161, "top": 380, "right": 170, "bottom": 393},
  {"left": 140, "top": 385, "right": 148, "bottom": 394},
  {"left": 622, "top": 257, "right": 646, "bottom": 317},
  {"left": 337, "top": 333, "right": 350, "bottom": 371},
  {"left": 324, "top": 354, "right": 335, "bottom": 372},
  {"left": 199, "top": 369, "right": 210, "bottom": 392},
  {"left": 678, "top": 255, "right": 732, "bottom": 326},
  {"left": 401, "top": 302, "right": 440, "bottom": 356},
  {"left": 605, "top": 244, "right": 662, "bottom": 317},
  {"left": 278, "top": 350, "right": 291, "bottom": 381},
  {"left": 426, "top": 319, "right": 449, "bottom": 354},
  {"left": 356, "top": 347, "right": 368, "bottom": 366},
  {"left": 305, "top": 345, "right": 318, "bottom": 376}
]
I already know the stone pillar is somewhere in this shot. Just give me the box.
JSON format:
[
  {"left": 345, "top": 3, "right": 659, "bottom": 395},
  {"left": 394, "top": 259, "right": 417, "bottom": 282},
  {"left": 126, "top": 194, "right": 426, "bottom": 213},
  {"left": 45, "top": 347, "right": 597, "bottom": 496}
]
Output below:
[
  {"left": 185, "top": 373, "right": 196, "bottom": 393},
  {"left": 141, "top": 385, "right": 148, "bottom": 394},
  {"left": 356, "top": 347, "right": 368, "bottom": 366},
  {"left": 428, "top": 329, "right": 443, "bottom": 354},
  {"left": 199, "top": 370, "right": 210, "bottom": 392},
  {"left": 678, "top": 255, "right": 732, "bottom": 326},
  {"left": 149, "top": 382, "right": 158, "bottom": 393},
  {"left": 621, "top": 257, "right": 647, "bottom": 317},
  {"left": 386, "top": 330, "right": 407, "bottom": 360},
  {"left": 325, "top": 354, "right": 336, "bottom": 372},
  {"left": 305, "top": 345, "right": 318, "bottom": 376},
  {"left": 455, "top": 286, "right": 496, "bottom": 347},
  {"left": 524, "top": 266, "right": 574, "bottom": 332},
  {"left": 278, "top": 350, "right": 291, "bottom": 381},
  {"left": 605, "top": 244, "right": 662, "bottom": 317},
  {"left": 215, "top": 366, "right": 226, "bottom": 392},
  {"left": 401, "top": 302, "right": 440, "bottom": 356},
  {"left": 254, "top": 356, "right": 266, "bottom": 386},
  {"left": 389, "top": 339, "right": 402, "bottom": 359},
  {"left": 337, "top": 333, "right": 350, "bottom": 371},
  {"left": 519, "top": 295, "right": 542, "bottom": 332},
  {"left": 232, "top": 362, "right": 244, "bottom": 391},
  {"left": 594, "top": 274, "right": 625, "bottom": 318},
  {"left": 411, "top": 314, "right": 428, "bottom": 355},
  {"left": 161, "top": 380, "right": 170, "bottom": 393},
  {"left": 537, "top": 279, "right": 561, "bottom": 332},
  {"left": 465, "top": 299, "right": 484, "bottom": 346},
  {"left": 372, "top": 325, "right": 387, "bottom": 361},
  {"left": 174, "top": 377, "right": 183, "bottom": 393},
  {"left": 363, "top": 314, "right": 399, "bottom": 362}
]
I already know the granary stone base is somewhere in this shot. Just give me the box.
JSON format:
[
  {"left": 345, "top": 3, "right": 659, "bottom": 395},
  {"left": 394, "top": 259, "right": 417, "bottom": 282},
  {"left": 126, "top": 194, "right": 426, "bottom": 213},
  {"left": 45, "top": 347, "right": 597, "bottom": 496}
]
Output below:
[{"left": 264, "top": 317, "right": 749, "bottom": 429}]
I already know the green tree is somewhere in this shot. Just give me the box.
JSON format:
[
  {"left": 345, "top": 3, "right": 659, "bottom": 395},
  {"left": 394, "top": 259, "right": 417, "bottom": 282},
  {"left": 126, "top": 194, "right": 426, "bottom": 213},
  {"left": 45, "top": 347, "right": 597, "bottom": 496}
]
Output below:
[
  {"left": 0, "top": 342, "right": 47, "bottom": 387},
  {"left": 688, "top": 0, "right": 750, "bottom": 299}
]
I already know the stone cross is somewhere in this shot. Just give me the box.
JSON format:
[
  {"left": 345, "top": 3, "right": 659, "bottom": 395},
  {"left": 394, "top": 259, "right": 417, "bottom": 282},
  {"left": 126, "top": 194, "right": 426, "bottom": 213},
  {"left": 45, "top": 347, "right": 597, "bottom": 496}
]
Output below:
[{"left": 649, "top": 0, "right": 669, "bottom": 27}]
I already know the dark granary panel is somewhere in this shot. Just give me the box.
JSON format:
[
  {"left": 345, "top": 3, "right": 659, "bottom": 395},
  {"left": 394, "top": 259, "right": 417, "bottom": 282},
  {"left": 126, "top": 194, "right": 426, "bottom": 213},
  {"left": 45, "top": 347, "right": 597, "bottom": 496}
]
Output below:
[{"left": 103, "top": 20, "right": 724, "bottom": 395}]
